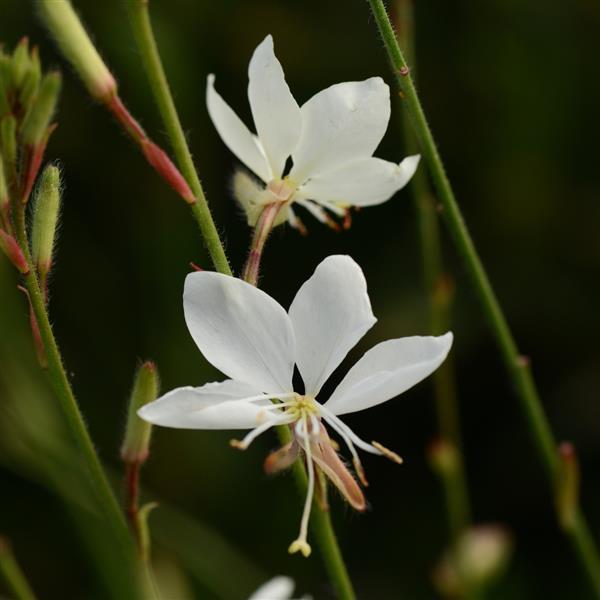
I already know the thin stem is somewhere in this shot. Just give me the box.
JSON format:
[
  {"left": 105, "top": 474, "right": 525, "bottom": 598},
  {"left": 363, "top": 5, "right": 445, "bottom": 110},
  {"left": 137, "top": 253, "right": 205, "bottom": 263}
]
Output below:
[
  {"left": 366, "top": 0, "right": 600, "bottom": 594},
  {"left": 0, "top": 538, "right": 37, "bottom": 600},
  {"left": 13, "top": 206, "right": 138, "bottom": 592},
  {"left": 242, "top": 203, "right": 283, "bottom": 286},
  {"left": 126, "top": 1, "right": 231, "bottom": 276},
  {"left": 276, "top": 425, "right": 356, "bottom": 600},
  {"left": 395, "top": 0, "right": 470, "bottom": 543},
  {"left": 125, "top": 461, "right": 142, "bottom": 543}
]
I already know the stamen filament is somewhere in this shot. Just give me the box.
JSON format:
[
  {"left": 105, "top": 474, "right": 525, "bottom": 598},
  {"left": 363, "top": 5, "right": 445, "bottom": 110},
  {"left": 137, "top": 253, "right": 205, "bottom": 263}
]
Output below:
[{"left": 230, "top": 414, "right": 291, "bottom": 450}]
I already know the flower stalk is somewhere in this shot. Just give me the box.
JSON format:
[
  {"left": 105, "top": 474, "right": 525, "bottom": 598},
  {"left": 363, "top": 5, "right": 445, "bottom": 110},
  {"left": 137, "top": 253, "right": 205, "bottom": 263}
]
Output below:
[
  {"left": 242, "top": 202, "right": 284, "bottom": 286},
  {"left": 125, "top": 0, "right": 232, "bottom": 276},
  {"left": 394, "top": 0, "right": 471, "bottom": 545},
  {"left": 366, "top": 0, "right": 600, "bottom": 594}
]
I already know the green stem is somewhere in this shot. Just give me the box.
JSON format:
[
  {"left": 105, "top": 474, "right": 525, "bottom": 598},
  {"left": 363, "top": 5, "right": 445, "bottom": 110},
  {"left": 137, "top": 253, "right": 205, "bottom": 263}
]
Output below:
[
  {"left": 0, "top": 538, "right": 37, "bottom": 600},
  {"left": 126, "top": 1, "right": 231, "bottom": 276},
  {"left": 395, "top": 0, "right": 470, "bottom": 543},
  {"left": 367, "top": 0, "right": 600, "bottom": 595},
  {"left": 276, "top": 425, "right": 356, "bottom": 600},
  {"left": 13, "top": 207, "right": 138, "bottom": 595}
]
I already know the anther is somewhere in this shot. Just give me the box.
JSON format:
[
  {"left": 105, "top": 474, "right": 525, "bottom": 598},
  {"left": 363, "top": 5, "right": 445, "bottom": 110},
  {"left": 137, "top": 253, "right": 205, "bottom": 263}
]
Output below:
[
  {"left": 288, "top": 539, "right": 312, "bottom": 557},
  {"left": 372, "top": 441, "right": 404, "bottom": 464}
]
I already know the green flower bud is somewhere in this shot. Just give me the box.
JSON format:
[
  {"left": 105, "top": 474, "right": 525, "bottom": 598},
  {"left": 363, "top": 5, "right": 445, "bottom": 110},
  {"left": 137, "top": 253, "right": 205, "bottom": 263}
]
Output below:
[
  {"left": 31, "top": 165, "right": 61, "bottom": 283},
  {"left": 121, "top": 362, "right": 159, "bottom": 464},
  {"left": 19, "top": 46, "right": 42, "bottom": 110},
  {"left": 1, "top": 115, "right": 17, "bottom": 168},
  {"left": 21, "top": 71, "right": 61, "bottom": 147},
  {"left": 11, "top": 37, "right": 30, "bottom": 89},
  {"left": 36, "top": 0, "right": 117, "bottom": 100}
]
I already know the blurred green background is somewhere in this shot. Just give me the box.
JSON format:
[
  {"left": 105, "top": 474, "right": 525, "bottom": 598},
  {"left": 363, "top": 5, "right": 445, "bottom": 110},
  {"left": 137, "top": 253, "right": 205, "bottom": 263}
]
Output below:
[{"left": 1, "top": 0, "right": 600, "bottom": 598}]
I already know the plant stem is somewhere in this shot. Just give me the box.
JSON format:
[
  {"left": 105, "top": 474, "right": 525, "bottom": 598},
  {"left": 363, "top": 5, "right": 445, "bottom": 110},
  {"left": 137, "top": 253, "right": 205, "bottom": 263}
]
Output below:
[
  {"left": 395, "top": 0, "right": 470, "bottom": 544},
  {"left": 13, "top": 207, "right": 138, "bottom": 595},
  {"left": 126, "top": 1, "right": 231, "bottom": 276},
  {"left": 242, "top": 203, "right": 283, "bottom": 286},
  {"left": 276, "top": 425, "right": 356, "bottom": 600},
  {"left": 366, "top": 0, "right": 600, "bottom": 594},
  {"left": 0, "top": 538, "right": 37, "bottom": 600}
]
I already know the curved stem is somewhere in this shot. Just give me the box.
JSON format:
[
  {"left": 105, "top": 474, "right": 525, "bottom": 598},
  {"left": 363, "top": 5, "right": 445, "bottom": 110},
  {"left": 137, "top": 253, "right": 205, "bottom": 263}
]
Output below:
[
  {"left": 367, "top": 0, "right": 600, "bottom": 595},
  {"left": 395, "top": 0, "right": 471, "bottom": 543},
  {"left": 126, "top": 1, "right": 231, "bottom": 276},
  {"left": 276, "top": 425, "right": 356, "bottom": 600},
  {"left": 13, "top": 207, "right": 138, "bottom": 594}
]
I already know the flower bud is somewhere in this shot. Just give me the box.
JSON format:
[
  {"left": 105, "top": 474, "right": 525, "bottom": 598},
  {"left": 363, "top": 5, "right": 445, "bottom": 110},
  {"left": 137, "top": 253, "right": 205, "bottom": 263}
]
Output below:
[
  {"left": 433, "top": 525, "right": 512, "bottom": 597},
  {"left": 121, "top": 361, "right": 159, "bottom": 464},
  {"left": 31, "top": 165, "right": 61, "bottom": 284},
  {"left": 36, "top": 0, "right": 117, "bottom": 101},
  {"left": 11, "top": 38, "right": 30, "bottom": 89},
  {"left": 0, "top": 230, "right": 28, "bottom": 274},
  {"left": 19, "top": 46, "right": 42, "bottom": 110},
  {"left": 556, "top": 441, "right": 579, "bottom": 530},
  {"left": 21, "top": 71, "right": 61, "bottom": 148}
]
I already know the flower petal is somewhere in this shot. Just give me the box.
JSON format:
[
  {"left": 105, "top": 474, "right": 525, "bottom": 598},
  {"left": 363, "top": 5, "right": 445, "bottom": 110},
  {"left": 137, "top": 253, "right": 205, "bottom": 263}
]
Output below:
[
  {"left": 206, "top": 74, "right": 271, "bottom": 182},
  {"left": 300, "top": 155, "right": 420, "bottom": 207},
  {"left": 138, "top": 380, "right": 278, "bottom": 429},
  {"left": 325, "top": 333, "right": 453, "bottom": 415},
  {"left": 248, "top": 576, "right": 295, "bottom": 600},
  {"left": 248, "top": 35, "right": 301, "bottom": 179},
  {"left": 290, "top": 78, "right": 390, "bottom": 183},
  {"left": 288, "top": 255, "right": 376, "bottom": 396},
  {"left": 184, "top": 272, "right": 295, "bottom": 392}
]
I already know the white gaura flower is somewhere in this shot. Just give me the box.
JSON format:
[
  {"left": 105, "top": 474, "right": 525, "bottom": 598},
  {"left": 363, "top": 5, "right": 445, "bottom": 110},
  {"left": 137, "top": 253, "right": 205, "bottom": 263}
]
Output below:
[
  {"left": 248, "top": 576, "right": 310, "bottom": 600},
  {"left": 139, "top": 255, "right": 452, "bottom": 557},
  {"left": 206, "top": 35, "right": 420, "bottom": 230}
]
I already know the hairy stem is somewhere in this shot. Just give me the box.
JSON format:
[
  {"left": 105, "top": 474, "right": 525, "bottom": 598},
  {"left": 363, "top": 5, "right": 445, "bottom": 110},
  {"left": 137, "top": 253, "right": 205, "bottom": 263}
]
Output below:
[
  {"left": 126, "top": 1, "right": 231, "bottom": 276},
  {"left": 13, "top": 207, "right": 138, "bottom": 596},
  {"left": 367, "top": 0, "right": 600, "bottom": 594},
  {"left": 395, "top": 0, "right": 471, "bottom": 543}
]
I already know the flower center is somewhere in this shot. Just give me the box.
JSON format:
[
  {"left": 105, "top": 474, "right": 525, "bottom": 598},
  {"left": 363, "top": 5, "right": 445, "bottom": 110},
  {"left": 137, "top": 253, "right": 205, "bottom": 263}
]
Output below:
[
  {"left": 286, "top": 394, "right": 319, "bottom": 421},
  {"left": 266, "top": 178, "right": 297, "bottom": 203}
]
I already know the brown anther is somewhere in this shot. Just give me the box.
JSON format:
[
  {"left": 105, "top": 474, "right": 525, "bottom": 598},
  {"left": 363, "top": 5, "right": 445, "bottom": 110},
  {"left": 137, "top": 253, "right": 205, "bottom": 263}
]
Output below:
[
  {"left": 189, "top": 262, "right": 203, "bottom": 272},
  {"left": 229, "top": 439, "right": 246, "bottom": 450},
  {"left": 372, "top": 441, "right": 404, "bottom": 465},
  {"left": 343, "top": 209, "right": 352, "bottom": 230},
  {"left": 353, "top": 457, "right": 369, "bottom": 487}
]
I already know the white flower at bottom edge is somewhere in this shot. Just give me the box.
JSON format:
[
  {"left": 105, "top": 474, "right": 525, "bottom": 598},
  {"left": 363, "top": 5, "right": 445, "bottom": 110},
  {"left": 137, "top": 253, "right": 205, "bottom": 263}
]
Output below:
[
  {"left": 248, "top": 576, "right": 311, "bottom": 600},
  {"left": 139, "top": 255, "right": 452, "bottom": 557},
  {"left": 207, "top": 35, "right": 420, "bottom": 231}
]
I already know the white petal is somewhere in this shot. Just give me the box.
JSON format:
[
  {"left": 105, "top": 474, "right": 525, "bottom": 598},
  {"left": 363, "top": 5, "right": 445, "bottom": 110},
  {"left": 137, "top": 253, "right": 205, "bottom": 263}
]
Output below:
[
  {"left": 184, "top": 272, "right": 295, "bottom": 393},
  {"left": 206, "top": 74, "right": 272, "bottom": 182},
  {"left": 288, "top": 255, "right": 376, "bottom": 396},
  {"left": 247, "top": 576, "right": 295, "bottom": 600},
  {"left": 138, "top": 380, "right": 278, "bottom": 429},
  {"left": 290, "top": 78, "right": 390, "bottom": 183},
  {"left": 300, "top": 155, "right": 420, "bottom": 207},
  {"left": 248, "top": 35, "right": 301, "bottom": 179},
  {"left": 325, "top": 333, "right": 453, "bottom": 415}
]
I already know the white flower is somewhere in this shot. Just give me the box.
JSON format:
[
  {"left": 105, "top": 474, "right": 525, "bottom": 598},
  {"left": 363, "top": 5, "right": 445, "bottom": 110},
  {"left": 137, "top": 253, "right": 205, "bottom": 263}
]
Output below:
[
  {"left": 207, "top": 35, "right": 420, "bottom": 230},
  {"left": 248, "top": 576, "right": 310, "bottom": 600},
  {"left": 139, "top": 255, "right": 452, "bottom": 556}
]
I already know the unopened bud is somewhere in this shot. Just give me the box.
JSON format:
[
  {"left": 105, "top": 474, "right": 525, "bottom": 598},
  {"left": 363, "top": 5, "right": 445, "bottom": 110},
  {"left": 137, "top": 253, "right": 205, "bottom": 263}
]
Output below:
[
  {"left": 19, "top": 46, "right": 42, "bottom": 109},
  {"left": 141, "top": 140, "right": 195, "bottom": 204},
  {"left": 21, "top": 72, "right": 61, "bottom": 147},
  {"left": 0, "top": 229, "right": 29, "bottom": 274},
  {"left": 11, "top": 38, "right": 30, "bottom": 88},
  {"left": 1, "top": 115, "right": 17, "bottom": 167},
  {"left": 433, "top": 525, "right": 512, "bottom": 597},
  {"left": 428, "top": 438, "right": 459, "bottom": 476},
  {"left": 36, "top": 0, "right": 117, "bottom": 100},
  {"left": 31, "top": 165, "right": 61, "bottom": 284},
  {"left": 121, "top": 361, "right": 159, "bottom": 464},
  {"left": 556, "top": 441, "right": 579, "bottom": 530}
]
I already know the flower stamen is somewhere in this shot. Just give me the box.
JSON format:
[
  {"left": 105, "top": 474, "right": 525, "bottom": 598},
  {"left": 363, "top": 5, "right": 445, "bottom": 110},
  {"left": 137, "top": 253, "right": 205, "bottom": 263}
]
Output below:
[{"left": 230, "top": 414, "right": 291, "bottom": 450}]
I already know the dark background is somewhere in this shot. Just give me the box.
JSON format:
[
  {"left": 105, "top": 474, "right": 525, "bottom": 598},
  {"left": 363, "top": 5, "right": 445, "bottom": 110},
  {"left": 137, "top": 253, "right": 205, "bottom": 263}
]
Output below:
[{"left": 1, "top": 0, "right": 599, "bottom": 598}]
